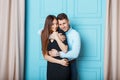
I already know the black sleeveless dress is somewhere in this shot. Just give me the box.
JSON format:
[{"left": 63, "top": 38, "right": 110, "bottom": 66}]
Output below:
[{"left": 47, "top": 29, "right": 70, "bottom": 80}]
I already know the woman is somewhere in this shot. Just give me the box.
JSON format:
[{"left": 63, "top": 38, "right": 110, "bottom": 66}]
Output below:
[{"left": 41, "top": 15, "right": 70, "bottom": 80}]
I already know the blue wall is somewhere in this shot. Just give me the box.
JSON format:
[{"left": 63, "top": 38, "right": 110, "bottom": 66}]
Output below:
[{"left": 25, "top": 0, "right": 106, "bottom": 80}]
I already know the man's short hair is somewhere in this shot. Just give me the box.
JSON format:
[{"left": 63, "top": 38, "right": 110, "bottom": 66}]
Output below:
[{"left": 57, "top": 13, "right": 69, "bottom": 20}]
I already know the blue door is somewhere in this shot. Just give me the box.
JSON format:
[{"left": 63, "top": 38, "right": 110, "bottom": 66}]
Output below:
[{"left": 25, "top": 0, "right": 106, "bottom": 80}]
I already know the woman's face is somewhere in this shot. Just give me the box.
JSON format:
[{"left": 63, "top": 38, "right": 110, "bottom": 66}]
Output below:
[{"left": 51, "top": 19, "right": 58, "bottom": 32}]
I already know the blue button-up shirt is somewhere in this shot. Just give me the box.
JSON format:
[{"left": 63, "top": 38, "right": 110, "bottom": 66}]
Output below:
[{"left": 59, "top": 27, "right": 81, "bottom": 60}]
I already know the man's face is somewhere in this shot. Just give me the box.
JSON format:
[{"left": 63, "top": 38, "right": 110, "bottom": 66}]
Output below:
[{"left": 58, "top": 19, "right": 70, "bottom": 32}]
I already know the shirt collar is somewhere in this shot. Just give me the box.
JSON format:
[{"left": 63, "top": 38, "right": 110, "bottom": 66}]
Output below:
[{"left": 66, "top": 27, "right": 72, "bottom": 34}]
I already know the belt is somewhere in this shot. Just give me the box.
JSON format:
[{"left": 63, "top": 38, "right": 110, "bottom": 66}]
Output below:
[{"left": 69, "top": 59, "right": 76, "bottom": 63}]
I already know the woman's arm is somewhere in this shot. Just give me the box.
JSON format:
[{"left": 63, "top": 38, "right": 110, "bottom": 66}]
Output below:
[
  {"left": 50, "top": 32, "right": 68, "bottom": 53},
  {"left": 44, "top": 53, "right": 68, "bottom": 66}
]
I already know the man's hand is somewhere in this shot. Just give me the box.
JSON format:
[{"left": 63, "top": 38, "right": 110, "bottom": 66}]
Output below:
[{"left": 49, "top": 49, "right": 59, "bottom": 57}]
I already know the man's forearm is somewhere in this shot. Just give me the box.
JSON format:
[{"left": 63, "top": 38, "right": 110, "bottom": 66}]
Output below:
[{"left": 59, "top": 51, "right": 79, "bottom": 61}]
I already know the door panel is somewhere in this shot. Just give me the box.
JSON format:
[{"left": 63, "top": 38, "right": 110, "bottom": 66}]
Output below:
[{"left": 26, "top": 0, "right": 106, "bottom": 80}]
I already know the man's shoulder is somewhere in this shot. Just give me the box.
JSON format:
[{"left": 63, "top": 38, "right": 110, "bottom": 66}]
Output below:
[{"left": 70, "top": 28, "right": 79, "bottom": 35}]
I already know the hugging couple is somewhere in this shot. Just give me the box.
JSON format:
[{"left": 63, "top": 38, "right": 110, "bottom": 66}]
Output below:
[{"left": 41, "top": 13, "right": 81, "bottom": 80}]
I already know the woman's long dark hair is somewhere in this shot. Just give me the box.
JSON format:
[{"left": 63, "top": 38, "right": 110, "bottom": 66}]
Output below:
[{"left": 41, "top": 15, "right": 57, "bottom": 56}]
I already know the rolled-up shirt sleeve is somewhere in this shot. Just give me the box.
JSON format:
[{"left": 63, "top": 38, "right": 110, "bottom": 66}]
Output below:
[{"left": 59, "top": 31, "right": 81, "bottom": 61}]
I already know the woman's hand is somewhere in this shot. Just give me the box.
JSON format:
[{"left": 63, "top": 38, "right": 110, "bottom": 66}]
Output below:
[
  {"left": 49, "top": 49, "right": 59, "bottom": 57},
  {"left": 50, "top": 32, "right": 59, "bottom": 40},
  {"left": 59, "top": 59, "right": 69, "bottom": 66}
]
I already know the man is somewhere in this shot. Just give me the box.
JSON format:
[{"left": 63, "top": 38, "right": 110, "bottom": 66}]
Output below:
[{"left": 50, "top": 13, "right": 81, "bottom": 80}]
